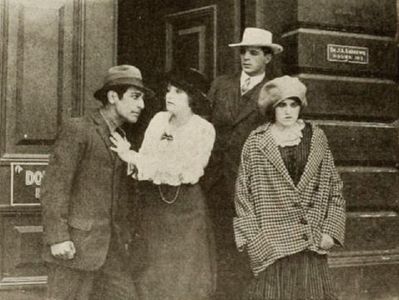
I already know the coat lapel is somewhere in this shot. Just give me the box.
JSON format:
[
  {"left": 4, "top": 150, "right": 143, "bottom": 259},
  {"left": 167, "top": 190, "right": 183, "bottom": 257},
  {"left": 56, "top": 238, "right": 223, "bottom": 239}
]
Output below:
[
  {"left": 297, "top": 124, "right": 327, "bottom": 191},
  {"left": 228, "top": 75, "right": 242, "bottom": 121},
  {"left": 256, "top": 124, "right": 297, "bottom": 190},
  {"left": 255, "top": 123, "right": 327, "bottom": 192},
  {"left": 233, "top": 76, "right": 269, "bottom": 127},
  {"left": 91, "top": 111, "right": 116, "bottom": 162}
]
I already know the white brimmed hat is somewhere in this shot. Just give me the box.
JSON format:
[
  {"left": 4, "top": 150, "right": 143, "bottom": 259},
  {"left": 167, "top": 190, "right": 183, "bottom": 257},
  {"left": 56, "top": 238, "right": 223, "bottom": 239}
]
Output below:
[{"left": 229, "top": 27, "right": 283, "bottom": 54}]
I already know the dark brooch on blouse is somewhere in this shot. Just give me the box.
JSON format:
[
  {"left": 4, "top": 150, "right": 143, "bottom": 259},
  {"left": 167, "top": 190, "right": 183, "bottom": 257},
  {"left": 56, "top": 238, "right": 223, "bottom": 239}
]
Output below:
[{"left": 161, "top": 132, "right": 174, "bottom": 141}]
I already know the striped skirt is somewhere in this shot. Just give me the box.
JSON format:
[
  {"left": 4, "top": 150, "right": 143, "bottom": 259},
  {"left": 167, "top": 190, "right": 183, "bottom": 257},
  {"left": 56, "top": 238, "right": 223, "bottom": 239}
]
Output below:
[{"left": 243, "top": 251, "right": 337, "bottom": 300}]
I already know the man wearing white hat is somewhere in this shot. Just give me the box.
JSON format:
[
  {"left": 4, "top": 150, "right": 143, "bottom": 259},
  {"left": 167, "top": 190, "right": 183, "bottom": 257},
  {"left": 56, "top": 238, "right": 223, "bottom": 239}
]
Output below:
[{"left": 204, "top": 27, "right": 283, "bottom": 299}]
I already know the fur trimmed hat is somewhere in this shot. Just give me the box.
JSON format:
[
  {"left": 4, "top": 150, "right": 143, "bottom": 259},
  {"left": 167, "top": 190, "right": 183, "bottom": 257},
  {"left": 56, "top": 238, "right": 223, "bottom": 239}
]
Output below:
[{"left": 258, "top": 76, "right": 307, "bottom": 113}]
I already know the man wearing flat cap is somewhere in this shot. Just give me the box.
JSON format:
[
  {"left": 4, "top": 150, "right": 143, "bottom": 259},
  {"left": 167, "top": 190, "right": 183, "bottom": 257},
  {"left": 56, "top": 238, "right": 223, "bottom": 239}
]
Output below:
[
  {"left": 41, "top": 65, "right": 152, "bottom": 299},
  {"left": 203, "top": 27, "right": 283, "bottom": 298}
]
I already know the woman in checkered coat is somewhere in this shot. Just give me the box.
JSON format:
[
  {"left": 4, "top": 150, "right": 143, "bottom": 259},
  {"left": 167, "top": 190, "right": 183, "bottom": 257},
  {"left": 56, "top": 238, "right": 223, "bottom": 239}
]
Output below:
[{"left": 234, "top": 76, "right": 345, "bottom": 300}]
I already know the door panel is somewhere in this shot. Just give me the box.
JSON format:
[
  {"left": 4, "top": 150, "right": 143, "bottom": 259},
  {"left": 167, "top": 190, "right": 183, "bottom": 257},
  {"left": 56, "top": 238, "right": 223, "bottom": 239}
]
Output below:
[
  {"left": 1, "top": 0, "right": 73, "bottom": 159},
  {"left": 0, "top": 214, "right": 45, "bottom": 284},
  {"left": 0, "top": 0, "right": 117, "bottom": 298},
  {"left": 14, "top": 2, "right": 63, "bottom": 144}
]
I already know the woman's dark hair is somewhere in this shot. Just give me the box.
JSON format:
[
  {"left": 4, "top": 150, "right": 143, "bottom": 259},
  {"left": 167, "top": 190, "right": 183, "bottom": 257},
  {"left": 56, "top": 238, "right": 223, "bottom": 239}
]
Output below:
[
  {"left": 166, "top": 82, "right": 211, "bottom": 117},
  {"left": 187, "top": 90, "right": 209, "bottom": 116},
  {"left": 98, "top": 84, "right": 134, "bottom": 105},
  {"left": 265, "top": 97, "right": 303, "bottom": 123}
]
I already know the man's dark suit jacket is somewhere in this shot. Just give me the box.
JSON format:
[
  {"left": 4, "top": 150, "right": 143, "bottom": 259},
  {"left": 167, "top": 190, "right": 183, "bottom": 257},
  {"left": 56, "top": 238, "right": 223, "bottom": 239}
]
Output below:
[
  {"left": 41, "top": 110, "right": 135, "bottom": 271},
  {"left": 204, "top": 73, "right": 270, "bottom": 195}
]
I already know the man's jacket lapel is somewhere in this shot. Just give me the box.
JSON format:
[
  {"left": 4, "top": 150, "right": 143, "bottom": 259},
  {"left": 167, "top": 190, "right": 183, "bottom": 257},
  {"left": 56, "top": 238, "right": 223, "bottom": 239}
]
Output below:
[
  {"left": 233, "top": 76, "right": 269, "bottom": 127},
  {"left": 92, "top": 111, "right": 116, "bottom": 161},
  {"left": 91, "top": 111, "right": 128, "bottom": 220},
  {"left": 229, "top": 75, "right": 242, "bottom": 121}
]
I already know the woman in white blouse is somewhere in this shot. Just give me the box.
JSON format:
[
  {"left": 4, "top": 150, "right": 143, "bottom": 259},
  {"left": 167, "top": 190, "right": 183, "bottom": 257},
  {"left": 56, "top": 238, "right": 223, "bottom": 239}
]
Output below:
[{"left": 110, "top": 68, "right": 216, "bottom": 300}]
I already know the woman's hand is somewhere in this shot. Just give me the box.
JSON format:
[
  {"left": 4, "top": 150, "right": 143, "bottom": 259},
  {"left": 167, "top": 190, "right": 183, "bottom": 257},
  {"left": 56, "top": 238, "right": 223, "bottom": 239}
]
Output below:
[
  {"left": 110, "top": 131, "right": 131, "bottom": 152},
  {"left": 320, "top": 233, "right": 335, "bottom": 250},
  {"left": 110, "top": 132, "right": 137, "bottom": 163}
]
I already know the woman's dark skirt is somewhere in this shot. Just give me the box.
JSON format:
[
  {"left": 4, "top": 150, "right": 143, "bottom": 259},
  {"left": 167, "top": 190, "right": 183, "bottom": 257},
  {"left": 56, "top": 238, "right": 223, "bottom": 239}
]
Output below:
[
  {"left": 137, "top": 182, "right": 216, "bottom": 300},
  {"left": 243, "top": 251, "right": 337, "bottom": 300}
]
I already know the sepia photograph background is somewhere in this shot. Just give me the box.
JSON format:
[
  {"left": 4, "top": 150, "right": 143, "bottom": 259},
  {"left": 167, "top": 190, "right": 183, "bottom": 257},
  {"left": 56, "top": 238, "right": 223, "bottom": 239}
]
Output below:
[{"left": 0, "top": 0, "right": 398, "bottom": 299}]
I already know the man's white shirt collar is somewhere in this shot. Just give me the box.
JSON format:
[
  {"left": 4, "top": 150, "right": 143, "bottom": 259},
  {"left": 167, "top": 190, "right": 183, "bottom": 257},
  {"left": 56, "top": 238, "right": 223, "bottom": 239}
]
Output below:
[{"left": 240, "top": 72, "right": 265, "bottom": 91}]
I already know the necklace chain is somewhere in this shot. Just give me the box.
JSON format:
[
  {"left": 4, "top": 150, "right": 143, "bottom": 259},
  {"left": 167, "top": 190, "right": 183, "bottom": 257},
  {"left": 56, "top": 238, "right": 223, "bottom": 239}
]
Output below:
[{"left": 158, "top": 185, "right": 181, "bottom": 204}]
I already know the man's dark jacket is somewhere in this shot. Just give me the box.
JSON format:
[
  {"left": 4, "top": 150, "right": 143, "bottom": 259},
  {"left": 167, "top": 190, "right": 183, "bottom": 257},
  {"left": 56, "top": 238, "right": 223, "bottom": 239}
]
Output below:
[
  {"left": 204, "top": 73, "right": 270, "bottom": 194},
  {"left": 41, "top": 110, "right": 136, "bottom": 271}
]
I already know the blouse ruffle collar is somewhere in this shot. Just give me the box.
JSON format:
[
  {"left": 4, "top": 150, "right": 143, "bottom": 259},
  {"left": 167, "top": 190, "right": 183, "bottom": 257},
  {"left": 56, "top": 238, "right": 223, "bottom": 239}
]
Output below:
[{"left": 270, "top": 119, "right": 305, "bottom": 147}]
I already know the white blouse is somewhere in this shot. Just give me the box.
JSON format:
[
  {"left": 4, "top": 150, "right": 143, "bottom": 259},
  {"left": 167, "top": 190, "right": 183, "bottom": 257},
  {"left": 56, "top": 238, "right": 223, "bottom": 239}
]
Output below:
[{"left": 130, "top": 111, "right": 215, "bottom": 186}]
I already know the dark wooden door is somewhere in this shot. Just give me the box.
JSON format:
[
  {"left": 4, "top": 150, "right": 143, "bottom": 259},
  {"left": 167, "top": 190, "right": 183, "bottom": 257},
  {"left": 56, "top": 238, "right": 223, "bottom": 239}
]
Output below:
[{"left": 0, "top": 0, "right": 116, "bottom": 298}]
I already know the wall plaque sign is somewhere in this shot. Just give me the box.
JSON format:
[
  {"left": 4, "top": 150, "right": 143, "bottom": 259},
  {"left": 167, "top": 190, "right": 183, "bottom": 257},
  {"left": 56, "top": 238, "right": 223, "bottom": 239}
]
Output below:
[
  {"left": 327, "top": 44, "right": 369, "bottom": 64},
  {"left": 10, "top": 162, "right": 48, "bottom": 206}
]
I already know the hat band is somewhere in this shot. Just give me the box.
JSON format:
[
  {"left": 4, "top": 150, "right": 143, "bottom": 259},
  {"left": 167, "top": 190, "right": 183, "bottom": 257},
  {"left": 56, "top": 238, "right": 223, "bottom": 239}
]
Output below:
[{"left": 104, "top": 77, "right": 145, "bottom": 89}]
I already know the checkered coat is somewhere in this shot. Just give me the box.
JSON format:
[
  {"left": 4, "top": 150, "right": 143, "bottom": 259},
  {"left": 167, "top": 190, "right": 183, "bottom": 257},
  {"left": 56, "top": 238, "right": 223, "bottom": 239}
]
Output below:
[{"left": 233, "top": 122, "right": 345, "bottom": 276}]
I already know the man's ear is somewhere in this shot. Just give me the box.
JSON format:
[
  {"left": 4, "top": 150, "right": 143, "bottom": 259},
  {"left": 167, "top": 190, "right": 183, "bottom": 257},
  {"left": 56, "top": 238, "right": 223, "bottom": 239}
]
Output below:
[
  {"left": 264, "top": 53, "right": 273, "bottom": 65},
  {"left": 107, "top": 90, "right": 118, "bottom": 104}
]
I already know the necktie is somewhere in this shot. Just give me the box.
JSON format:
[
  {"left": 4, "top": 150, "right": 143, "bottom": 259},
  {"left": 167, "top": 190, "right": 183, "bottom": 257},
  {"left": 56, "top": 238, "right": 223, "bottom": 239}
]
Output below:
[{"left": 241, "top": 77, "right": 251, "bottom": 95}]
